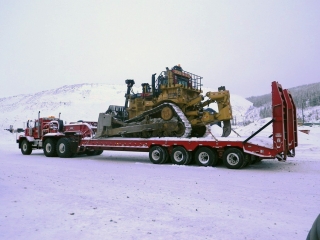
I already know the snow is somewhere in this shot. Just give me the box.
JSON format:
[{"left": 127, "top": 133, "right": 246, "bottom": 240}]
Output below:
[{"left": 1, "top": 85, "right": 320, "bottom": 239}]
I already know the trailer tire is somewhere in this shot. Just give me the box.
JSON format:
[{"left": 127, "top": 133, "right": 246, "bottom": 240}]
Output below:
[
  {"left": 94, "top": 150, "right": 103, "bottom": 155},
  {"left": 250, "top": 155, "right": 262, "bottom": 164},
  {"left": 85, "top": 150, "right": 96, "bottom": 156},
  {"left": 57, "top": 138, "right": 74, "bottom": 158},
  {"left": 241, "top": 154, "right": 250, "bottom": 168},
  {"left": 162, "top": 150, "right": 169, "bottom": 164},
  {"left": 21, "top": 139, "right": 32, "bottom": 155},
  {"left": 171, "top": 146, "right": 189, "bottom": 165},
  {"left": 185, "top": 151, "right": 193, "bottom": 165},
  {"left": 86, "top": 150, "right": 103, "bottom": 156},
  {"left": 43, "top": 138, "right": 58, "bottom": 157},
  {"left": 195, "top": 147, "right": 218, "bottom": 167},
  {"left": 149, "top": 146, "right": 168, "bottom": 164},
  {"left": 223, "top": 148, "right": 244, "bottom": 169}
]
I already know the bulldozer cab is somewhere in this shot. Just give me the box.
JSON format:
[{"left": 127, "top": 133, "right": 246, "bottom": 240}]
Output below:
[{"left": 153, "top": 65, "right": 203, "bottom": 97}]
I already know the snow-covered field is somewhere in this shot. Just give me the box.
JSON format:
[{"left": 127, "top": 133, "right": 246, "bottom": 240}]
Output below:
[
  {"left": 0, "top": 124, "right": 319, "bottom": 240},
  {"left": 0, "top": 83, "right": 319, "bottom": 239}
]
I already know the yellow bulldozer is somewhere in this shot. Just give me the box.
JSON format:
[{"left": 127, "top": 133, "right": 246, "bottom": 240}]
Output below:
[{"left": 96, "top": 65, "right": 233, "bottom": 138}]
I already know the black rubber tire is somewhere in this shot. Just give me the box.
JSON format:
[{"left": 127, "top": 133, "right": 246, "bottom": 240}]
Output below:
[
  {"left": 85, "top": 150, "right": 96, "bottom": 156},
  {"left": 85, "top": 149, "right": 103, "bottom": 156},
  {"left": 94, "top": 150, "right": 103, "bottom": 155},
  {"left": 185, "top": 151, "right": 193, "bottom": 165},
  {"left": 21, "top": 139, "right": 32, "bottom": 155},
  {"left": 149, "top": 146, "right": 168, "bottom": 164},
  {"left": 222, "top": 148, "right": 244, "bottom": 169},
  {"left": 250, "top": 155, "right": 262, "bottom": 164},
  {"left": 241, "top": 153, "right": 250, "bottom": 168},
  {"left": 43, "top": 138, "right": 58, "bottom": 157},
  {"left": 57, "top": 138, "right": 74, "bottom": 158},
  {"left": 195, "top": 147, "right": 218, "bottom": 167},
  {"left": 161, "top": 147, "right": 169, "bottom": 164},
  {"left": 249, "top": 154, "right": 256, "bottom": 164},
  {"left": 170, "top": 146, "right": 189, "bottom": 165}
]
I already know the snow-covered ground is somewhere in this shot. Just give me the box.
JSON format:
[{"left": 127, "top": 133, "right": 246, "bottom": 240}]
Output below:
[
  {"left": 0, "top": 123, "right": 319, "bottom": 240},
  {"left": 0, "top": 83, "right": 319, "bottom": 239}
]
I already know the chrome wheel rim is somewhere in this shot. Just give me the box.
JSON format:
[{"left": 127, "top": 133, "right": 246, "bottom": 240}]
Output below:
[
  {"left": 22, "top": 143, "right": 28, "bottom": 151},
  {"left": 227, "top": 153, "right": 239, "bottom": 166},
  {"left": 59, "top": 143, "right": 65, "bottom": 153},
  {"left": 173, "top": 151, "right": 184, "bottom": 163},
  {"left": 152, "top": 150, "right": 160, "bottom": 161},
  {"left": 198, "top": 152, "right": 209, "bottom": 165},
  {"left": 46, "top": 144, "right": 52, "bottom": 153}
]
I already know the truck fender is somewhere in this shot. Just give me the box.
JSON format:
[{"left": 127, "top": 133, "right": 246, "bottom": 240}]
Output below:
[
  {"left": 25, "top": 136, "right": 35, "bottom": 142},
  {"left": 18, "top": 136, "right": 34, "bottom": 148}
]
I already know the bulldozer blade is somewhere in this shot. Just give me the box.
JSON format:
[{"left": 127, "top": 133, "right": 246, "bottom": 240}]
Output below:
[{"left": 222, "top": 120, "right": 231, "bottom": 137}]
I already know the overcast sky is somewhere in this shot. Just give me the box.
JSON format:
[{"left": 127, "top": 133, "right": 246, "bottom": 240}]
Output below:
[{"left": 1, "top": 0, "right": 319, "bottom": 98}]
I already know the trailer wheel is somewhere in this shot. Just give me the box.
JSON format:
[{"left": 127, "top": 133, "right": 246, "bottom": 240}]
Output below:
[
  {"left": 185, "top": 151, "right": 193, "bottom": 165},
  {"left": 43, "top": 138, "right": 58, "bottom": 157},
  {"left": 162, "top": 149, "right": 169, "bottom": 164},
  {"left": 241, "top": 154, "right": 250, "bottom": 168},
  {"left": 85, "top": 150, "right": 96, "bottom": 156},
  {"left": 86, "top": 150, "right": 103, "bottom": 156},
  {"left": 195, "top": 147, "right": 218, "bottom": 167},
  {"left": 171, "top": 146, "right": 189, "bottom": 165},
  {"left": 223, "top": 148, "right": 244, "bottom": 169},
  {"left": 250, "top": 155, "right": 262, "bottom": 164},
  {"left": 21, "top": 139, "right": 32, "bottom": 155},
  {"left": 94, "top": 150, "right": 103, "bottom": 155},
  {"left": 149, "top": 146, "right": 168, "bottom": 164},
  {"left": 57, "top": 138, "right": 74, "bottom": 158}
]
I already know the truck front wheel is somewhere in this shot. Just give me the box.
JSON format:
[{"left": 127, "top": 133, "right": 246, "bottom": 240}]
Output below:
[
  {"left": 21, "top": 140, "right": 32, "bottom": 155},
  {"left": 43, "top": 138, "right": 58, "bottom": 157},
  {"left": 57, "top": 138, "right": 74, "bottom": 158}
]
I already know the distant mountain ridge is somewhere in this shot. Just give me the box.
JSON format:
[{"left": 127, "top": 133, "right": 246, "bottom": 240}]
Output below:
[{"left": 246, "top": 82, "right": 320, "bottom": 123}]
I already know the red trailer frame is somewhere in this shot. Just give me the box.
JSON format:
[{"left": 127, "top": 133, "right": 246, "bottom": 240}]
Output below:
[{"left": 78, "top": 81, "right": 297, "bottom": 169}]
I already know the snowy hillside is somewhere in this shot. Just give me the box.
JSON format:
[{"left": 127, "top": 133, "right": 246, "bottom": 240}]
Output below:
[
  {"left": 0, "top": 83, "right": 253, "bottom": 131},
  {"left": 245, "top": 83, "right": 320, "bottom": 124},
  {"left": 245, "top": 102, "right": 320, "bottom": 124},
  {"left": 0, "top": 83, "right": 138, "bottom": 130}
]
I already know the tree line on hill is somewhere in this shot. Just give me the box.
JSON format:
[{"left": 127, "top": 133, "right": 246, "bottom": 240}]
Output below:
[{"left": 246, "top": 82, "right": 320, "bottom": 119}]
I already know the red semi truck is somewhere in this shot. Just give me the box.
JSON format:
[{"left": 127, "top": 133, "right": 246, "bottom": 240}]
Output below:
[{"left": 17, "top": 81, "right": 297, "bottom": 169}]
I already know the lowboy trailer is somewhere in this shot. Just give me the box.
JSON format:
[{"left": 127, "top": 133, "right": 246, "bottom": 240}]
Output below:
[{"left": 17, "top": 81, "right": 297, "bottom": 169}]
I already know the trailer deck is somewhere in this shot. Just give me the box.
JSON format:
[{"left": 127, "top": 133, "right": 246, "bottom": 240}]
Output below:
[{"left": 78, "top": 81, "right": 297, "bottom": 168}]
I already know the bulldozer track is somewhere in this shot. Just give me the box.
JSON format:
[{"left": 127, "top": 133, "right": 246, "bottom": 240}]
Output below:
[{"left": 125, "top": 103, "right": 192, "bottom": 138}]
